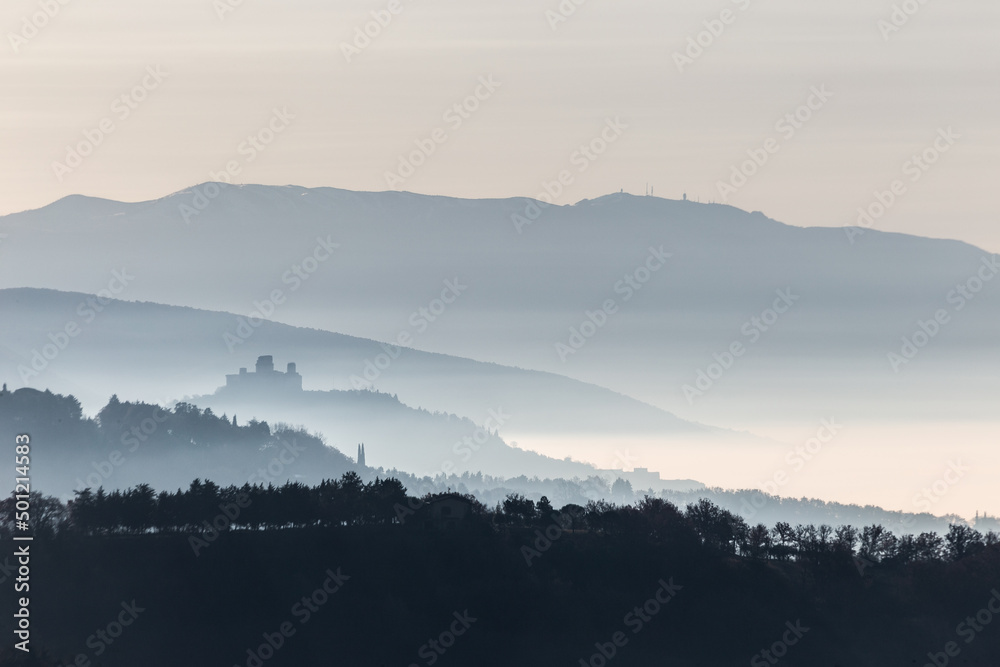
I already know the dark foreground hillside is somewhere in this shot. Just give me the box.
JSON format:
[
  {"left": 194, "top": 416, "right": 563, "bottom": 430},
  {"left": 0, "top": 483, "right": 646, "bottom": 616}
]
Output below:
[{"left": 2, "top": 522, "right": 999, "bottom": 667}]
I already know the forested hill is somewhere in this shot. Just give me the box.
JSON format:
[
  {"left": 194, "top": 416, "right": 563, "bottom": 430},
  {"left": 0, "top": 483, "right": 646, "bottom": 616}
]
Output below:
[
  {"left": 0, "top": 386, "right": 356, "bottom": 495},
  {"left": 1, "top": 483, "right": 999, "bottom": 667},
  {"left": 1, "top": 386, "right": 992, "bottom": 534}
]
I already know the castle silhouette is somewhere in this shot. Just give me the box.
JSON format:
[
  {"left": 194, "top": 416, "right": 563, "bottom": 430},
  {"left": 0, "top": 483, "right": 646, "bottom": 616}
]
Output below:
[{"left": 225, "top": 355, "right": 303, "bottom": 393}]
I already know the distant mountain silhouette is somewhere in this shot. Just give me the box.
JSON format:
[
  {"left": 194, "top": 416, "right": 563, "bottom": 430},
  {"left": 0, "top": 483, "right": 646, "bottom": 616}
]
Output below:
[
  {"left": 195, "top": 353, "right": 709, "bottom": 484},
  {"left": 0, "top": 287, "right": 744, "bottom": 469},
  {"left": 1, "top": 184, "right": 996, "bottom": 424},
  {"left": 0, "top": 384, "right": 969, "bottom": 533}
]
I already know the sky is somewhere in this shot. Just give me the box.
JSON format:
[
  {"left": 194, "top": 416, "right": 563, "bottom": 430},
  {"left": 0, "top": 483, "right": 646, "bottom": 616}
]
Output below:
[
  {"left": 1, "top": 0, "right": 998, "bottom": 251},
  {"left": 2, "top": 0, "right": 998, "bottom": 518}
]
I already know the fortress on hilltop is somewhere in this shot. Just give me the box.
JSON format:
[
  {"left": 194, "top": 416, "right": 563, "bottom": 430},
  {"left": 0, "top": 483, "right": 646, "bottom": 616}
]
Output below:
[{"left": 225, "top": 355, "right": 303, "bottom": 393}]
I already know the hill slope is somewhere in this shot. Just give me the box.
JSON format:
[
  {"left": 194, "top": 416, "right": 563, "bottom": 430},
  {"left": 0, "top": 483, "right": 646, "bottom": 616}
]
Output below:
[
  {"left": 1, "top": 184, "right": 996, "bottom": 426},
  {"left": 0, "top": 288, "right": 746, "bottom": 480}
]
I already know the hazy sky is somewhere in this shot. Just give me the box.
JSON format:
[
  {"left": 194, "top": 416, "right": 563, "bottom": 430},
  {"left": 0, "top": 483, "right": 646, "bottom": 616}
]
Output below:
[{"left": 2, "top": 0, "right": 998, "bottom": 250}]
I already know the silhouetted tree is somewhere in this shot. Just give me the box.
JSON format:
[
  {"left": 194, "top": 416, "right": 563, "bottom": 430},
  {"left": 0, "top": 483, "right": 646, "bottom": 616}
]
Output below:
[
  {"left": 832, "top": 525, "right": 859, "bottom": 556},
  {"left": 611, "top": 477, "right": 633, "bottom": 503},
  {"left": 535, "top": 495, "right": 554, "bottom": 523},
  {"left": 945, "top": 524, "right": 985, "bottom": 561},
  {"left": 771, "top": 522, "right": 796, "bottom": 560},
  {"left": 744, "top": 523, "right": 773, "bottom": 559},
  {"left": 686, "top": 499, "right": 744, "bottom": 554},
  {"left": 502, "top": 493, "right": 536, "bottom": 525}
]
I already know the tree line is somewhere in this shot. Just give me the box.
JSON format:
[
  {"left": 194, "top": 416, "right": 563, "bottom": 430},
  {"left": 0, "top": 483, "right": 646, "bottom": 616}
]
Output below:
[
  {"left": 4, "top": 387, "right": 989, "bottom": 534},
  {"left": 3, "top": 478, "right": 996, "bottom": 569}
]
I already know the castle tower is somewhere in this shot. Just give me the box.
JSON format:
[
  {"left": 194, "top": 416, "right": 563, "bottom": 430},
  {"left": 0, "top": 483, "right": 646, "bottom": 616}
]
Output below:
[
  {"left": 225, "top": 355, "right": 302, "bottom": 392},
  {"left": 256, "top": 355, "right": 275, "bottom": 373}
]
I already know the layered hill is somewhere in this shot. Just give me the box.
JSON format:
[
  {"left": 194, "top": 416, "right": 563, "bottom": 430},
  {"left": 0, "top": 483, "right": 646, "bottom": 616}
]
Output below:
[
  {"left": 0, "top": 184, "right": 995, "bottom": 427},
  {"left": 0, "top": 288, "right": 739, "bottom": 479}
]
